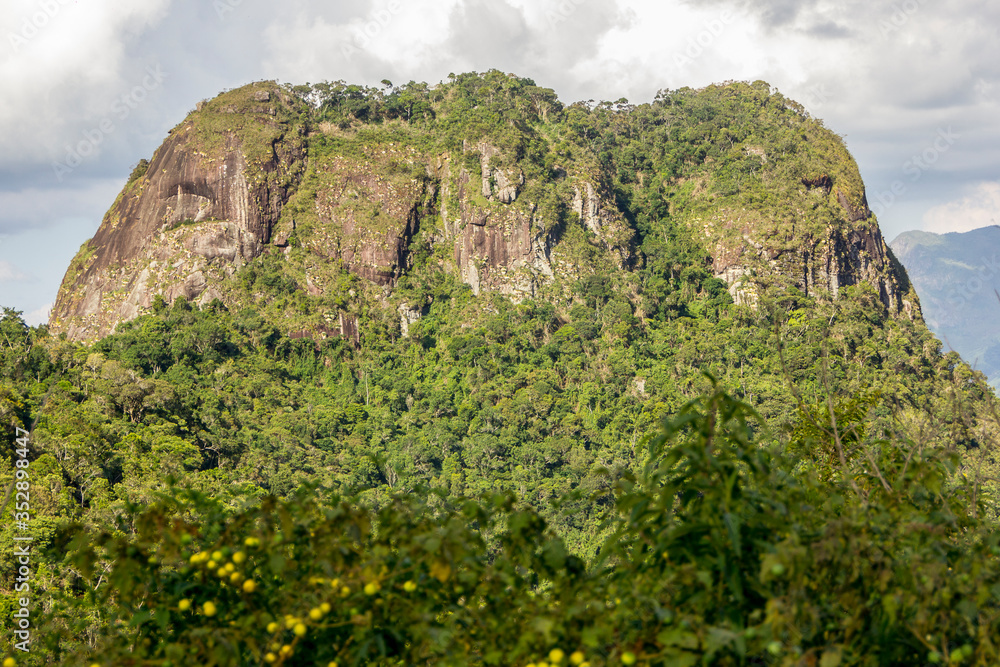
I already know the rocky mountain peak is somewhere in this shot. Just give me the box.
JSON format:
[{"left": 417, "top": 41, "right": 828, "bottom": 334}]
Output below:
[{"left": 50, "top": 74, "right": 921, "bottom": 342}]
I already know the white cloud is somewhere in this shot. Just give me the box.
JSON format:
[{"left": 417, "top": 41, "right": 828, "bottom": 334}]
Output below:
[
  {"left": 262, "top": 0, "right": 634, "bottom": 101},
  {"left": 0, "top": 0, "right": 171, "bottom": 168},
  {"left": 922, "top": 182, "right": 1000, "bottom": 234},
  {"left": 0, "top": 259, "right": 33, "bottom": 283},
  {"left": 23, "top": 301, "right": 52, "bottom": 326},
  {"left": 262, "top": 0, "right": 465, "bottom": 85},
  {"left": 0, "top": 177, "right": 123, "bottom": 236}
]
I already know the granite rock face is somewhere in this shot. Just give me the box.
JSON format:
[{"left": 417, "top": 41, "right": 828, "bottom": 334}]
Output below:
[
  {"left": 303, "top": 151, "right": 434, "bottom": 286},
  {"left": 431, "top": 143, "right": 635, "bottom": 299},
  {"left": 51, "top": 82, "right": 307, "bottom": 340},
  {"left": 294, "top": 140, "right": 634, "bottom": 302},
  {"left": 705, "top": 182, "right": 917, "bottom": 319}
]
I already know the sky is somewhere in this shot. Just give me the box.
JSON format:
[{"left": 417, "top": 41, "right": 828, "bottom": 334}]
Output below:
[{"left": 1, "top": 0, "right": 998, "bottom": 325}]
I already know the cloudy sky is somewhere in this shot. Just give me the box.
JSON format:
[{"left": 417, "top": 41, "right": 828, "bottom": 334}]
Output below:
[{"left": 1, "top": 0, "right": 997, "bottom": 324}]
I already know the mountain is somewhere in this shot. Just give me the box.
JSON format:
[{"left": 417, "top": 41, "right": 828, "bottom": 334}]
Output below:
[
  {"left": 33, "top": 71, "right": 996, "bottom": 520},
  {"left": 35, "top": 72, "right": 992, "bottom": 529},
  {"left": 7, "top": 70, "right": 1000, "bottom": 665},
  {"left": 50, "top": 76, "right": 918, "bottom": 341},
  {"left": 890, "top": 225, "right": 1000, "bottom": 388}
]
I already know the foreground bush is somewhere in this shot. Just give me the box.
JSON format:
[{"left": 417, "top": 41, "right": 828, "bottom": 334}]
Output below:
[{"left": 29, "top": 387, "right": 1000, "bottom": 666}]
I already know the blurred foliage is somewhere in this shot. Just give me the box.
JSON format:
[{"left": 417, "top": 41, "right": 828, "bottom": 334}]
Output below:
[{"left": 23, "top": 385, "right": 1000, "bottom": 666}]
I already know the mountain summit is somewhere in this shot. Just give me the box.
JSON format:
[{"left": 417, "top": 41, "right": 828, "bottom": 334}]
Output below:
[{"left": 50, "top": 73, "right": 918, "bottom": 340}]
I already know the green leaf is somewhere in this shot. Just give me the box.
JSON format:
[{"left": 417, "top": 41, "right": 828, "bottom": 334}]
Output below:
[
  {"left": 661, "top": 648, "right": 699, "bottom": 667},
  {"left": 657, "top": 627, "right": 699, "bottom": 650},
  {"left": 128, "top": 610, "right": 152, "bottom": 628},
  {"left": 543, "top": 539, "right": 567, "bottom": 571},
  {"left": 723, "top": 512, "right": 741, "bottom": 553}
]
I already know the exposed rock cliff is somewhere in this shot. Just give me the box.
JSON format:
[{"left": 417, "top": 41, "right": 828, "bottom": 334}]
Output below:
[
  {"left": 274, "top": 136, "right": 633, "bottom": 307},
  {"left": 51, "top": 82, "right": 307, "bottom": 340},
  {"left": 706, "top": 197, "right": 918, "bottom": 318},
  {"left": 437, "top": 144, "right": 634, "bottom": 299},
  {"left": 302, "top": 151, "right": 433, "bottom": 286},
  {"left": 697, "top": 156, "right": 917, "bottom": 318}
]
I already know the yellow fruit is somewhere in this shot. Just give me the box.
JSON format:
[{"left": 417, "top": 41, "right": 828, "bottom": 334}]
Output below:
[
  {"left": 309, "top": 608, "right": 323, "bottom": 621},
  {"left": 403, "top": 580, "right": 418, "bottom": 592},
  {"left": 570, "top": 652, "right": 585, "bottom": 665},
  {"left": 320, "top": 602, "right": 331, "bottom": 613},
  {"left": 223, "top": 563, "right": 235, "bottom": 574},
  {"left": 293, "top": 623, "right": 307, "bottom": 637},
  {"left": 207, "top": 560, "right": 217, "bottom": 569},
  {"left": 3, "top": 658, "right": 15, "bottom": 667},
  {"left": 266, "top": 622, "right": 279, "bottom": 634},
  {"left": 549, "top": 649, "right": 565, "bottom": 663},
  {"left": 330, "top": 578, "right": 340, "bottom": 588},
  {"left": 178, "top": 599, "right": 191, "bottom": 612},
  {"left": 230, "top": 573, "right": 243, "bottom": 584},
  {"left": 621, "top": 652, "right": 636, "bottom": 665},
  {"left": 212, "top": 550, "right": 224, "bottom": 562},
  {"left": 263, "top": 653, "right": 276, "bottom": 664},
  {"left": 203, "top": 602, "right": 217, "bottom": 617},
  {"left": 328, "top": 662, "right": 339, "bottom": 667},
  {"left": 364, "top": 582, "right": 380, "bottom": 596},
  {"left": 243, "top": 580, "right": 257, "bottom": 593},
  {"left": 244, "top": 537, "right": 260, "bottom": 548},
  {"left": 341, "top": 586, "right": 351, "bottom": 597},
  {"left": 232, "top": 551, "right": 246, "bottom": 564},
  {"left": 280, "top": 644, "right": 293, "bottom": 657},
  {"left": 539, "top": 662, "right": 550, "bottom": 667}
]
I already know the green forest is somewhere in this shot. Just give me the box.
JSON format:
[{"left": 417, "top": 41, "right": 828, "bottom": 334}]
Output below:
[{"left": 2, "top": 71, "right": 1000, "bottom": 665}]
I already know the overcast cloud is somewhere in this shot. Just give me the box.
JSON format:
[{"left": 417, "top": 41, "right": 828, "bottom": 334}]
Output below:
[{"left": 1, "top": 0, "right": 998, "bottom": 323}]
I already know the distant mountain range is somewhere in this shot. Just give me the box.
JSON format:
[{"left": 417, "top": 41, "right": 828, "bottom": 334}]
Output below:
[{"left": 891, "top": 225, "right": 1000, "bottom": 388}]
